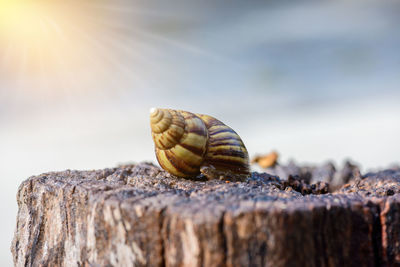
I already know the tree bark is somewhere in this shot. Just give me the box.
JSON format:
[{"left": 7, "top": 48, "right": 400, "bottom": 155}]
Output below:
[{"left": 11, "top": 163, "right": 400, "bottom": 267}]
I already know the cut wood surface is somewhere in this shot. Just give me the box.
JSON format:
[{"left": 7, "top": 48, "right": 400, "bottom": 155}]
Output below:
[{"left": 11, "top": 163, "right": 400, "bottom": 267}]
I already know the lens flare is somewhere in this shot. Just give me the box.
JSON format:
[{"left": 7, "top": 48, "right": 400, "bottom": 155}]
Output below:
[
  {"left": 0, "top": 1, "right": 68, "bottom": 71},
  {"left": 0, "top": 0, "right": 208, "bottom": 107},
  {"left": 0, "top": 0, "right": 141, "bottom": 100},
  {"left": 0, "top": 1, "right": 43, "bottom": 38}
]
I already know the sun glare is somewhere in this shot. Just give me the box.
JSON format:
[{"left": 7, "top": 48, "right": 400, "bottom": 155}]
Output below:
[
  {"left": 0, "top": 0, "right": 158, "bottom": 102},
  {"left": 0, "top": 1, "right": 45, "bottom": 41},
  {"left": 0, "top": 0, "right": 108, "bottom": 95},
  {"left": 0, "top": 0, "right": 75, "bottom": 77},
  {"left": 0, "top": 1, "right": 57, "bottom": 72}
]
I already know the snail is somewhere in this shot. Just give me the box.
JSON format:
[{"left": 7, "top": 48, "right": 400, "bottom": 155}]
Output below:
[{"left": 149, "top": 108, "right": 250, "bottom": 181}]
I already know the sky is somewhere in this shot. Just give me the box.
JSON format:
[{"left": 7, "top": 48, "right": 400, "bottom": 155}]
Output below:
[{"left": 1, "top": 0, "right": 400, "bottom": 265}]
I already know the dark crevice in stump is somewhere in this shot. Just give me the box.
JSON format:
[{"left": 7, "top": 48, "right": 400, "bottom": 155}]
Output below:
[
  {"left": 368, "top": 202, "right": 382, "bottom": 267},
  {"left": 159, "top": 206, "right": 167, "bottom": 267},
  {"left": 219, "top": 211, "right": 227, "bottom": 267}
]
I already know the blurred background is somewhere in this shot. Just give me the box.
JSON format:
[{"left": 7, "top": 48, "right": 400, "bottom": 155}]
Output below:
[{"left": 1, "top": 0, "right": 400, "bottom": 264}]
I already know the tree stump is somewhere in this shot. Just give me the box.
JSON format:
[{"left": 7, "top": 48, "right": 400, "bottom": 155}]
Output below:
[{"left": 11, "top": 163, "right": 400, "bottom": 267}]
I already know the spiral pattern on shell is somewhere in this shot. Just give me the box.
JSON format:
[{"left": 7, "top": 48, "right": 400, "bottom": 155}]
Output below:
[{"left": 150, "top": 108, "right": 250, "bottom": 179}]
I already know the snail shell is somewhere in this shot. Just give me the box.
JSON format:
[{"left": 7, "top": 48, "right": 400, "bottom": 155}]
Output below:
[{"left": 150, "top": 108, "right": 250, "bottom": 179}]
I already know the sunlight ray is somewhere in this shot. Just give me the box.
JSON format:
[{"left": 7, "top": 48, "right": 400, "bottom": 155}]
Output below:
[
  {"left": 0, "top": 0, "right": 217, "bottom": 106},
  {"left": 0, "top": 41, "right": 12, "bottom": 72}
]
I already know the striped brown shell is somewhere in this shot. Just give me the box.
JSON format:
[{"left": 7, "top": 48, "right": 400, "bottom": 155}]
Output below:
[{"left": 150, "top": 108, "right": 250, "bottom": 179}]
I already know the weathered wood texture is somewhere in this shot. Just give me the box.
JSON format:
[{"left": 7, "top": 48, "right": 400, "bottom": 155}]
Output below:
[{"left": 11, "top": 163, "right": 400, "bottom": 267}]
